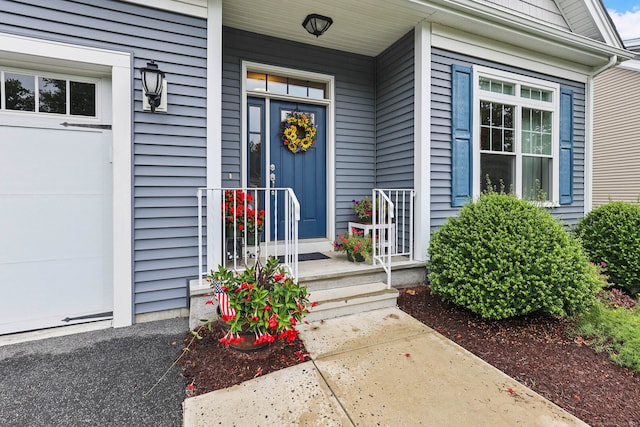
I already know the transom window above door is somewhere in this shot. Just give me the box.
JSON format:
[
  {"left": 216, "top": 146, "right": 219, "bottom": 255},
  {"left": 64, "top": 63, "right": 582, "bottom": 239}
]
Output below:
[
  {"left": 474, "top": 67, "right": 560, "bottom": 203},
  {"left": 0, "top": 69, "right": 97, "bottom": 117},
  {"left": 246, "top": 71, "right": 326, "bottom": 99}
]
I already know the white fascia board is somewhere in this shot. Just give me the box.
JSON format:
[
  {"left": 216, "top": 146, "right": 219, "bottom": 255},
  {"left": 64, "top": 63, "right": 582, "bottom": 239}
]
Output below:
[
  {"left": 411, "top": 0, "right": 633, "bottom": 63},
  {"left": 119, "top": 0, "right": 206, "bottom": 18},
  {"left": 619, "top": 59, "right": 640, "bottom": 72},
  {"left": 582, "top": 0, "right": 622, "bottom": 47},
  {"left": 432, "top": 24, "right": 591, "bottom": 83}
]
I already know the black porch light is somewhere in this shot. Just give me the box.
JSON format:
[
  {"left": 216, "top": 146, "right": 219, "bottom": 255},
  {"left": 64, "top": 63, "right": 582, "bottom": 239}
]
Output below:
[
  {"left": 302, "top": 14, "right": 333, "bottom": 37},
  {"left": 140, "top": 60, "right": 165, "bottom": 113}
]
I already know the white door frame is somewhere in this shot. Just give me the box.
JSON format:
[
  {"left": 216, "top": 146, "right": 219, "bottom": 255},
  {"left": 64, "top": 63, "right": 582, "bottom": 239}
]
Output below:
[
  {"left": 0, "top": 33, "right": 133, "bottom": 330},
  {"left": 240, "top": 61, "right": 336, "bottom": 247}
]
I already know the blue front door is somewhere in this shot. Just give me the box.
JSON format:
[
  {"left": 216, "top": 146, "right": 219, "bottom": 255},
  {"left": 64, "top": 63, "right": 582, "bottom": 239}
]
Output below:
[{"left": 270, "top": 101, "right": 326, "bottom": 239}]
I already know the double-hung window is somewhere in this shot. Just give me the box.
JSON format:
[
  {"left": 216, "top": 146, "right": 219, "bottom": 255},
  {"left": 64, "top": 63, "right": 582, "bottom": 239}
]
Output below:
[{"left": 473, "top": 67, "right": 560, "bottom": 203}]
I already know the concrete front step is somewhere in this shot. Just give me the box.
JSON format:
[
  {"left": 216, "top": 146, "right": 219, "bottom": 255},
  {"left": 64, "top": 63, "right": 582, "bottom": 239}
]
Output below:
[
  {"left": 299, "top": 260, "right": 426, "bottom": 292},
  {"left": 306, "top": 282, "right": 399, "bottom": 323}
]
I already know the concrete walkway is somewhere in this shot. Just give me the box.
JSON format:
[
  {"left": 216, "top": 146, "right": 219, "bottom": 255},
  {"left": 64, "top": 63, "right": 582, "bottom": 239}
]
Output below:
[{"left": 183, "top": 308, "right": 587, "bottom": 426}]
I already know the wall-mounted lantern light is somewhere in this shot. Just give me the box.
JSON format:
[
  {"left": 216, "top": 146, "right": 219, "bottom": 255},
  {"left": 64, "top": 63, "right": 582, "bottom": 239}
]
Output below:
[
  {"left": 302, "top": 14, "right": 333, "bottom": 37},
  {"left": 140, "top": 60, "right": 166, "bottom": 113}
]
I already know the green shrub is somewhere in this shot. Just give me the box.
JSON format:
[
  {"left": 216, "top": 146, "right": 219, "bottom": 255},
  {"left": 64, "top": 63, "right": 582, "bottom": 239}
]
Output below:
[
  {"left": 575, "top": 302, "right": 640, "bottom": 372},
  {"left": 428, "top": 192, "right": 601, "bottom": 320},
  {"left": 575, "top": 201, "right": 640, "bottom": 296}
]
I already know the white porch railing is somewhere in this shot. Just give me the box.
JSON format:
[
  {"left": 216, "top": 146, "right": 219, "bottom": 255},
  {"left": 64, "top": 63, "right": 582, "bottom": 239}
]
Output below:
[
  {"left": 372, "top": 189, "right": 416, "bottom": 287},
  {"left": 197, "top": 187, "right": 300, "bottom": 281}
]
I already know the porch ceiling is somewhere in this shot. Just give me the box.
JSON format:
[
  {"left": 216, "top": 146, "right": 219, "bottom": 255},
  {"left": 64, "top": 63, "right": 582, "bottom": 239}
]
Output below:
[
  {"left": 222, "top": 0, "right": 437, "bottom": 57},
  {"left": 222, "top": 0, "right": 632, "bottom": 66}
]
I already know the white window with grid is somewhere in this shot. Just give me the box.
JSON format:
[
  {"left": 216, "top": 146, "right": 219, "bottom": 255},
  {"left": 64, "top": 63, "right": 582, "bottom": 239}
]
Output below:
[{"left": 473, "top": 66, "right": 560, "bottom": 204}]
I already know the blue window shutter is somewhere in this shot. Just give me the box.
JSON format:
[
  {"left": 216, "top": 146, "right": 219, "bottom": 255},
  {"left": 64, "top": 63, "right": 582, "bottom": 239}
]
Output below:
[
  {"left": 559, "top": 88, "right": 574, "bottom": 205},
  {"left": 451, "top": 64, "right": 473, "bottom": 207}
]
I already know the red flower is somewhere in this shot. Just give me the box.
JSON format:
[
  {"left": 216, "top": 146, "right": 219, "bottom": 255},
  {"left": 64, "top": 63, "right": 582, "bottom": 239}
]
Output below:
[
  {"left": 267, "top": 314, "right": 279, "bottom": 329},
  {"left": 294, "top": 350, "right": 309, "bottom": 361}
]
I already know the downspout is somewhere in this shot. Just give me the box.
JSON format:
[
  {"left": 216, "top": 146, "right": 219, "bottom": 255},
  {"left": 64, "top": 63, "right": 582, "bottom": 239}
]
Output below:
[{"left": 585, "top": 54, "right": 617, "bottom": 214}]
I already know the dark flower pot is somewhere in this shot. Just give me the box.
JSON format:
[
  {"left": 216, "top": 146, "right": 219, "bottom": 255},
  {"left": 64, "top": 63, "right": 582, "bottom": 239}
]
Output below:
[
  {"left": 347, "top": 250, "right": 365, "bottom": 263},
  {"left": 216, "top": 307, "right": 268, "bottom": 352}
]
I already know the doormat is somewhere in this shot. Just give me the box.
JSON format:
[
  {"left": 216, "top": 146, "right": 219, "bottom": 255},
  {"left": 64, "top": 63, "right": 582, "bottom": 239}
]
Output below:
[{"left": 277, "top": 252, "right": 330, "bottom": 263}]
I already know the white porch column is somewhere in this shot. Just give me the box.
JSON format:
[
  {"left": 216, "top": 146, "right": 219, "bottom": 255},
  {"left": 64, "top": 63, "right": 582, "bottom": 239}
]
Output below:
[
  {"left": 413, "top": 20, "right": 431, "bottom": 262},
  {"left": 207, "top": 0, "right": 223, "bottom": 270}
]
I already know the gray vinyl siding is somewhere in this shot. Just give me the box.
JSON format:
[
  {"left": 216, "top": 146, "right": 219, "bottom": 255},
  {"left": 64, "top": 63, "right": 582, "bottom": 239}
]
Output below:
[
  {"left": 0, "top": 0, "right": 207, "bottom": 314},
  {"left": 375, "top": 30, "right": 415, "bottom": 189},
  {"left": 431, "top": 48, "right": 586, "bottom": 232},
  {"left": 222, "top": 27, "right": 376, "bottom": 235}
]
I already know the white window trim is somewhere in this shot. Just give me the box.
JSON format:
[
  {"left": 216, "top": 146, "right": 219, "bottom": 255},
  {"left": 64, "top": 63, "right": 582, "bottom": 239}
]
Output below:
[
  {"left": 240, "top": 61, "right": 336, "bottom": 242},
  {"left": 472, "top": 65, "right": 560, "bottom": 206},
  {"left": 0, "top": 67, "right": 102, "bottom": 122}
]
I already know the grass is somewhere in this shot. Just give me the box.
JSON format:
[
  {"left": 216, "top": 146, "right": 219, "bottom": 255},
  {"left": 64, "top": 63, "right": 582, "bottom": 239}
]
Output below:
[{"left": 574, "top": 299, "right": 640, "bottom": 372}]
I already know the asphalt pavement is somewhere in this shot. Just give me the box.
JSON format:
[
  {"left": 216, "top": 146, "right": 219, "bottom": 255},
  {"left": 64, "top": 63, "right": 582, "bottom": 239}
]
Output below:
[{"left": 0, "top": 318, "right": 188, "bottom": 427}]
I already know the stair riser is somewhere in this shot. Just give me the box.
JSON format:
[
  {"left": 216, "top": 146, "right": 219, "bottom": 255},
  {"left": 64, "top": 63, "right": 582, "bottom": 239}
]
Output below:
[
  {"left": 303, "top": 266, "right": 425, "bottom": 292},
  {"left": 306, "top": 297, "right": 398, "bottom": 323}
]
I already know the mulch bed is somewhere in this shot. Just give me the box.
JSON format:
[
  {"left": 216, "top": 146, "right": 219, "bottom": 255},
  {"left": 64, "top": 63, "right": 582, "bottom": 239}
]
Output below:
[
  {"left": 398, "top": 285, "right": 640, "bottom": 426},
  {"left": 178, "top": 323, "right": 307, "bottom": 397},
  {"left": 178, "top": 285, "right": 640, "bottom": 426}
]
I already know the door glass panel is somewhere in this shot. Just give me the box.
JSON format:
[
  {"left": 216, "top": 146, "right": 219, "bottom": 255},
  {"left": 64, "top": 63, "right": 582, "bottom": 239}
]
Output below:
[
  {"left": 70, "top": 81, "right": 96, "bottom": 116},
  {"left": 288, "top": 78, "right": 307, "bottom": 97},
  {"left": 267, "top": 75, "right": 287, "bottom": 94},
  {"left": 308, "top": 81, "right": 325, "bottom": 99},
  {"left": 247, "top": 72, "right": 267, "bottom": 91},
  {"left": 5, "top": 73, "right": 35, "bottom": 111},
  {"left": 248, "top": 104, "right": 263, "bottom": 189},
  {"left": 39, "top": 77, "right": 66, "bottom": 114}
]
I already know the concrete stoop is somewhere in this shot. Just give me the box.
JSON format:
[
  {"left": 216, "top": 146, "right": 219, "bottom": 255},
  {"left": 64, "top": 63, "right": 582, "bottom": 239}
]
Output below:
[{"left": 187, "top": 257, "right": 424, "bottom": 330}]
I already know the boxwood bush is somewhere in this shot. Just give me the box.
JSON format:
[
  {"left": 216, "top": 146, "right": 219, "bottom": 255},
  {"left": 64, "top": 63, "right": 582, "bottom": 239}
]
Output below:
[
  {"left": 428, "top": 193, "right": 600, "bottom": 320},
  {"left": 575, "top": 201, "right": 640, "bottom": 296}
]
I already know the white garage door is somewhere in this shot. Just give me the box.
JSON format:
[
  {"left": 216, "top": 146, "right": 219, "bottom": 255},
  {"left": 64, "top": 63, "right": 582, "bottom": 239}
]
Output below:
[{"left": 0, "top": 69, "right": 113, "bottom": 335}]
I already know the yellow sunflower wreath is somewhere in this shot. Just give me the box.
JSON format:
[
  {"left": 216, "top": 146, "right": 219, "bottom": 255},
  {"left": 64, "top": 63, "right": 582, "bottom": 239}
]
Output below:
[{"left": 280, "top": 111, "right": 317, "bottom": 153}]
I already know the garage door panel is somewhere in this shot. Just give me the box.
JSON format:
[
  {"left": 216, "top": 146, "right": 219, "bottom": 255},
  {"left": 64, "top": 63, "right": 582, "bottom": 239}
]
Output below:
[
  {"left": 0, "top": 257, "right": 112, "bottom": 334},
  {"left": 0, "top": 116, "right": 113, "bottom": 334},
  {"left": 0, "top": 127, "right": 110, "bottom": 194},
  {"left": 0, "top": 194, "right": 111, "bottom": 262}
]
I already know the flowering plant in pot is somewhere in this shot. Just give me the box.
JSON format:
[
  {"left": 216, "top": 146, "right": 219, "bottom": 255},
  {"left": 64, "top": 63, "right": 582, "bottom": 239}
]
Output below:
[
  {"left": 352, "top": 196, "right": 387, "bottom": 223},
  {"left": 206, "top": 256, "right": 315, "bottom": 349},
  {"left": 223, "top": 189, "right": 265, "bottom": 243},
  {"left": 333, "top": 228, "right": 373, "bottom": 262}
]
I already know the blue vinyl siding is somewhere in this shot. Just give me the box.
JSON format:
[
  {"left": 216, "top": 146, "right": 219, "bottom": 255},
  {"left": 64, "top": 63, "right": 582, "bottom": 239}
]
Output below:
[
  {"left": 431, "top": 48, "right": 586, "bottom": 231},
  {"left": 0, "top": 0, "right": 208, "bottom": 314},
  {"left": 222, "top": 27, "right": 376, "bottom": 235},
  {"left": 376, "top": 30, "right": 415, "bottom": 189}
]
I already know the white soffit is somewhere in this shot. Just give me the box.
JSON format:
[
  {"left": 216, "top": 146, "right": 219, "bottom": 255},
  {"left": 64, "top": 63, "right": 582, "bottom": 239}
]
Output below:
[{"left": 222, "top": 0, "right": 437, "bottom": 57}]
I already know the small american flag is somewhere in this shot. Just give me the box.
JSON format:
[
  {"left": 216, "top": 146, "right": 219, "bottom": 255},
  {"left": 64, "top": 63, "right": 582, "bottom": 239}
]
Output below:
[{"left": 212, "top": 278, "right": 236, "bottom": 318}]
